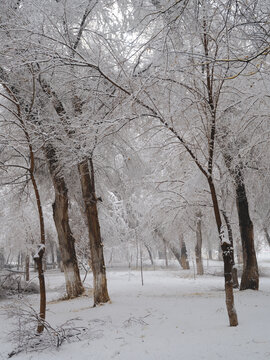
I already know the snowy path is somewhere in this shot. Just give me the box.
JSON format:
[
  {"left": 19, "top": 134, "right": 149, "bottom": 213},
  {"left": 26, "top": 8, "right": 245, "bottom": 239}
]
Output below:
[{"left": 1, "top": 266, "right": 270, "bottom": 359}]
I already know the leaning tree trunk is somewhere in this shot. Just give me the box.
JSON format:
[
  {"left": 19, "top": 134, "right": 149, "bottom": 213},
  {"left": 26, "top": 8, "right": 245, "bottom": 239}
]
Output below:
[
  {"left": 168, "top": 243, "right": 182, "bottom": 268},
  {"left": 144, "top": 243, "right": 154, "bottom": 265},
  {"left": 45, "top": 144, "right": 84, "bottom": 298},
  {"left": 235, "top": 169, "right": 259, "bottom": 290},
  {"left": 195, "top": 211, "right": 204, "bottom": 275},
  {"left": 78, "top": 158, "right": 110, "bottom": 306}
]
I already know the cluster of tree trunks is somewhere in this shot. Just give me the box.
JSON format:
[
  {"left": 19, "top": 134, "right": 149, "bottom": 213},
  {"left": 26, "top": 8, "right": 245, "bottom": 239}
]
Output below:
[{"left": 45, "top": 144, "right": 84, "bottom": 298}]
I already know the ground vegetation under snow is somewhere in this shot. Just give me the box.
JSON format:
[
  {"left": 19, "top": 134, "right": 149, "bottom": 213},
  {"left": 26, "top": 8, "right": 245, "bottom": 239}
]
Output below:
[{"left": 1, "top": 255, "right": 270, "bottom": 360}]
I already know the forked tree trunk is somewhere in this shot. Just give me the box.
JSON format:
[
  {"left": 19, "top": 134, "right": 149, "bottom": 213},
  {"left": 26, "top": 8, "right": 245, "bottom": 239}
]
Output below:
[
  {"left": 45, "top": 144, "right": 84, "bottom": 298},
  {"left": 235, "top": 173, "right": 259, "bottom": 290},
  {"left": 180, "top": 238, "right": 190, "bottom": 269},
  {"left": 195, "top": 211, "right": 204, "bottom": 275},
  {"left": 78, "top": 158, "right": 110, "bottom": 306},
  {"left": 208, "top": 178, "right": 238, "bottom": 327},
  {"left": 224, "top": 156, "right": 259, "bottom": 290}
]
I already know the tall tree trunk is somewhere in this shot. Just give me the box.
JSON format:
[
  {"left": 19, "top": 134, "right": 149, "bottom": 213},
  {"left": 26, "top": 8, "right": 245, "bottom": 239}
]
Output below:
[
  {"left": 221, "top": 210, "right": 239, "bottom": 289},
  {"left": 234, "top": 168, "right": 259, "bottom": 290},
  {"left": 224, "top": 155, "right": 259, "bottom": 290},
  {"left": 195, "top": 211, "right": 204, "bottom": 275},
  {"left": 30, "top": 168, "right": 46, "bottom": 334},
  {"left": 180, "top": 238, "right": 190, "bottom": 269},
  {"left": 45, "top": 144, "right": 84, "bottom": 298},
  {"left": 78, "top": 158, "right": 110, "bottom": 306},
  {"left": 208, "top": 178, "right": 238, "bottom": 327}
]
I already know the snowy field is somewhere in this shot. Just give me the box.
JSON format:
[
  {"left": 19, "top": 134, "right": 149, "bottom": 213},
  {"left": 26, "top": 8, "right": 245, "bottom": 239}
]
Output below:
[{"left": 1, "top": 255, "right": 270, "bottom": 360}]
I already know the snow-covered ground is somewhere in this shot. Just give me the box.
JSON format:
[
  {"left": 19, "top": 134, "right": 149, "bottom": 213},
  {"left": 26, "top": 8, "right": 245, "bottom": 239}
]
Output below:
[{"left": 1, "top": 255, "right": 270, "bottom": 360}]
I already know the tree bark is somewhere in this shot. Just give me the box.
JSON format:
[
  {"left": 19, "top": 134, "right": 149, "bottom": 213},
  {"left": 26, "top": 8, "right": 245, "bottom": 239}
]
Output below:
[
  {"left": 223, "top": 155, "right": 259, "bottom": 290},
  {"left": 165, "top": 241, "right": 179, "bottom": 265},
  {"left": 144, "top": 243, "right": 154, "bottom": 265},
  {"left": 195, "top": 211, "right": 204, "bottom": 275},
  {"left": 235, "top": 170, "right": 259, "bottom": 290},
  {"left": 180, "top": 239, "right": 190, "bottom": 269},
  {"left": 30, "top": 167, "right": 46, "bottom": 334},
  {"left": 45, "top": 144, "right": 84, "bottom": 298},
  {"left": 25, "top": 254, "right": 30, "bottom": 282},
  {"left": 78, "top": 158, "right": 110, "bottom": 306},
  {"left": 221, "top": 210, "right": 239, "bottom": 289},
  {"left": 208, "top": 178, "right": 238, "bottom": 327},
  {"left": 263, "top": 228, "right": 270, "bottom": 247}
]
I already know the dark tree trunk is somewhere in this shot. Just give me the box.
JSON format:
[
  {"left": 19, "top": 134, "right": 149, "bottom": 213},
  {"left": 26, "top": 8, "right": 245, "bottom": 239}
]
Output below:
[
  {"left": 234, "top": 167, "right": 259, "bottom": 290},
  {"left": 195, "top": 211, "right": 204, "bottom": 275},
  {"left": 221, "top": 210, "right": 239, "bottom": 289},
  {"left": 263, "top": 228, "right": 270, "bottom": 247},
  {"left": 45, "top": 144, "right": 84, "bottom": 298},
  {"left": 34, "top": 245, "right": 46, "bottom": 334},
  {"left": 224, "top": 155, "right": 259, "bottom": 290},
  {"left": 25, "top": 255, "right": 30, "bottom": 281},
  {"left": 208, "top": 178, "right": 238, "bottom": 327},
  {"left": 78, "top": 158, "right": 110, "bottom": 306},
  {"left": 30, "top": 169, "right": 46, "bottom": 334},
  {"left": 180, "top": 239, "right": 190, "bottom": 269}
]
